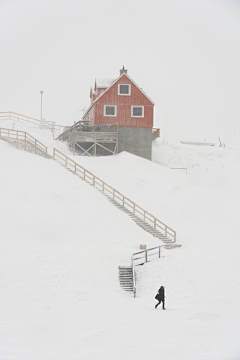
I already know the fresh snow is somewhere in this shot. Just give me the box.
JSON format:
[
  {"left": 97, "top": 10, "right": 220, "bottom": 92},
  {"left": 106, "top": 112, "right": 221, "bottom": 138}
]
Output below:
[{"left": 0, "top": 121, "right": 240, "bottom": 359}]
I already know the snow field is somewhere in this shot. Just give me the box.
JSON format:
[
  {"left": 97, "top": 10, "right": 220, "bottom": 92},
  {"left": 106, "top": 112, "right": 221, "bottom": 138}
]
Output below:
[{"left": 0, "top": 122, "right": 240, "bottom": 359}]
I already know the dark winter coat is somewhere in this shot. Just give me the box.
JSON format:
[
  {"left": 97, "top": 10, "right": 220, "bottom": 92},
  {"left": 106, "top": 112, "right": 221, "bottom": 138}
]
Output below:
[{"left": 156, "top": 286, "right": 165, "bottom": 301}]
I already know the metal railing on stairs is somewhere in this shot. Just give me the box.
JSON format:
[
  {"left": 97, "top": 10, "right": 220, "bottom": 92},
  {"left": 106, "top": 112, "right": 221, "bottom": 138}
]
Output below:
[
  {"left": 0, "top": 127, "right": 48, "bottom": 157},
  {"left": 130, "top": 246, "right": 163, "bottom": 298},
  {"left": 131, "top": 245, "right": 163, "bottom": 297},
  {"left": 53, "top": 148, "right": 176, "bottom": 243}
]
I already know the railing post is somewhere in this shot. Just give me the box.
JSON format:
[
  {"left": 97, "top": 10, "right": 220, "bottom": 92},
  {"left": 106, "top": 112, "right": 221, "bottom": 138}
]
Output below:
[
  {"left": 123, "top": 196, "right": 125, "bottom": 207},
  {"left": 65, "top": 157, "right": 67, "bottom": 167},
  {"left": 154, "top": 218, "right": 156, "bottom": 230},
  {"left": 145, "top": 250, "right": 147, "bottom": 263},
  {"left": 24, "top": 132, "right": 26, "bottom": 151},
  {"left": 16, "top": 131, "right": 18, "bottom": 149},
  {"left": 165, "top": 225, "right": 167, "bottom": 236},
  {"left": 93, "top": 176, "right": 95, "bottom": 186},
  {"left": 133, "top": 203, "right": 135, "bottom": 215},
  {"left": 113, "top": 190, "right": 115, "bottom": 200},
  {"left": 74, "top": 163, "right": 76, "bottom": 173},
  {"left": 144, "top": 211, "right": 146, "bottom": 222},
  {"left": 84, "top": 170, "right": 86, "bottom": 180},
  {"left": 102, "top": 182, "right": 104, "bottom": 193},
  {"left": 159, "top": 246, "right": 161, "bottom": 258},
  {"left": 174, "top": 232, "right": 176, "bottom": 243},
  {"left": 34, "top": 139, "right": 37, "bottom": 154},
  {"left": 53, "top": 148, "right": 55, "bottom": 159}
]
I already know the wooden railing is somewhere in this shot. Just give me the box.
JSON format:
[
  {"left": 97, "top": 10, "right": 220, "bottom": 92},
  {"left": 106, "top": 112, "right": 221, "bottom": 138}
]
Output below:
[
  {"left": 0, "top": 127, "right": 48, "bottom": 155},
  {"left": 0, "top": 111, "right": 66, "bottom": 133},
  {"left": 53, "top": 148, "right": 176, "bottom": 242}
]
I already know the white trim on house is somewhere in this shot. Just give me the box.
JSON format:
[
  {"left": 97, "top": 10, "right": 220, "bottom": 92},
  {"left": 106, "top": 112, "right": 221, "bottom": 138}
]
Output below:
[
  {"left": 131, "top": 106, "right": 144, "bottom": 118},
  {"left": 118, "top": 84, "right": 131, "bottom": 96},
  {"left": 104, "top": 105, "right": 117, "bottom": 117}
]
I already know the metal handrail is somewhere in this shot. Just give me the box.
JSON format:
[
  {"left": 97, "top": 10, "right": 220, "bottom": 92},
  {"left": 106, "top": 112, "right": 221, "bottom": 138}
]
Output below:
[
  {"left": 131, "top": 245, "right": 163, "bottom": 297},
  {"left": 132, "top": 246, "right": 163, "bottom": 264},
  {"left": 131, "top": 256, "right": 136, "bottom": 298},
  {"left": 53, "top": 147, "right": 176, "bottom": 242}
]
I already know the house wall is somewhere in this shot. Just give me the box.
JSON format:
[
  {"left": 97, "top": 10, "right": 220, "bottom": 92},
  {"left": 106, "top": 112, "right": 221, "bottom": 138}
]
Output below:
[{"left": 93, "top": 74, "right": 154, "bottom": 128}]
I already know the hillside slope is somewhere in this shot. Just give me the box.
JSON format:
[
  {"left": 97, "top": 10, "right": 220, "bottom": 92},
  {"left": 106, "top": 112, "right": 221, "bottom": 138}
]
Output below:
[{"left": 0, "top": 125, "right": 240, "bottom": 359}]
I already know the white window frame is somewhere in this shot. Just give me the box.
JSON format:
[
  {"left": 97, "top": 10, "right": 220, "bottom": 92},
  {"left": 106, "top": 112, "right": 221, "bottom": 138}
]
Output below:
[
  {"left": 104, "top": 105, "right": 117, "bottom": 117},
  {"left": 131, "top": 106, "right": 144, "bottom": 118},
  {"left": 118, "top": 84, "right": 131, "bottom": 96}
]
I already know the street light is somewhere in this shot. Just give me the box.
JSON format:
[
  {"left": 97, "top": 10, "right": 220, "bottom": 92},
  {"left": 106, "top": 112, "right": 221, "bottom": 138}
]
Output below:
[{"left": 40, "top": 91, "right": 44, "bottom": 120}]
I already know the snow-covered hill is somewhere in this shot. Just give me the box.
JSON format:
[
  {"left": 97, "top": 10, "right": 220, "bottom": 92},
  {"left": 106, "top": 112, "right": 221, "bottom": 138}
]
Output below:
[{"left": 0, "top": 121, "right": 240, "bottom": 359}]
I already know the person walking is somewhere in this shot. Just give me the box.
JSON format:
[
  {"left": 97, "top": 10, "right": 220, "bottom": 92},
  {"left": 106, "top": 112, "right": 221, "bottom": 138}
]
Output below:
[{"left": 155, "top": 286, "right": 165, "bottom": 309}]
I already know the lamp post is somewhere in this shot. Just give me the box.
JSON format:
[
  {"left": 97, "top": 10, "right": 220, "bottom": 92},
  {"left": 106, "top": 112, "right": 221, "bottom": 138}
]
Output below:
[
  {"left": 40, "top": 91, "right": 44, "bottom": 119},
  {"left": 40, "top": 91, "right": 44, "bottom": 129}
]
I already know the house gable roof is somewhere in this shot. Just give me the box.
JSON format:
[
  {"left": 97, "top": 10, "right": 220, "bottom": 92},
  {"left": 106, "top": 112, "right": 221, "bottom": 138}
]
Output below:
[{"left": 83, "top": 73, "right": 154, "bottom": 120}]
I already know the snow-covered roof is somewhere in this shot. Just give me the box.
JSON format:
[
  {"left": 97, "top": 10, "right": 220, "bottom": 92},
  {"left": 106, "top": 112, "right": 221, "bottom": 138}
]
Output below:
[{"left": 95, "top": 78, "right": 115, "bottom": 89}]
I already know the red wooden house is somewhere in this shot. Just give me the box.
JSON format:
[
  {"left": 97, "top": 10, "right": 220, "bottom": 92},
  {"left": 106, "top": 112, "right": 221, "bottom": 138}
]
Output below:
[
  {"left": 58, "top": 67, "right": 158, "bottom": 160},
  {"left": 84, "top": 67, "right": 154, "bottom": 129},
  {"left": 81, "top": 67, "right": 155, "bottom": 160}
]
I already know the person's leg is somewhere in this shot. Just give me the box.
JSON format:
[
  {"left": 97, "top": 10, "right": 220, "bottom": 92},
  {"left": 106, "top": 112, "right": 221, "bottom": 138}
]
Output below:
[
  {"left": 155, "top": 301, "right": 160, "bottom": 308},
  {"left": 162, "top": 299, "right": 165, "bottom": 310}
]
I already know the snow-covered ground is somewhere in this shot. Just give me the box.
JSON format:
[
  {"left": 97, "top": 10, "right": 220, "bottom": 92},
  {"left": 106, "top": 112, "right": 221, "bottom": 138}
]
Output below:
[{"left": 0, "top": 120, "right": 240, "bottom": 359}]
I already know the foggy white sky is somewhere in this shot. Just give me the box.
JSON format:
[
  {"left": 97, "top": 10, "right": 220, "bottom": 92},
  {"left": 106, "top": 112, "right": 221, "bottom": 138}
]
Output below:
[{"left": 1, "top": 0, "right": 240, "bottom": 146}]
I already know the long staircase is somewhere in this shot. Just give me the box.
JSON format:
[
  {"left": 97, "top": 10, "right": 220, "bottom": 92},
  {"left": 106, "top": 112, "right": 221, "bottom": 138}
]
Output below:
[{"left": 0, "top": 125, "right": 180, "bottom": 299}]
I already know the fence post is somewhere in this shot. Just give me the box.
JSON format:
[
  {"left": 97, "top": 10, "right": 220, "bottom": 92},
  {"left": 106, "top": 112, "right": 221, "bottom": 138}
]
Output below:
[
  {"left": 159, "top": 246, "right": 161, "bottom": 258},
  {"left": 74, "top": 163, "right": 76, "bottom": 173},
  {"left": 102, "top": 182, "right": 104, "bottom": 193},
  {"left": 165, "top": 225, "right": 167, "bottom": 236},
  {"left": 93, "top": 176, "right": 95, "bottom": 186},
  {"left": 113, "top": 190, "right": 115, "bottom": 200},
  {"left": 174, "top": 232, "right": 176, "bottom": 243},
  {"left": 123, "top": 196, "right": 125, "bottom": 207},
  {"left": 65, "top": 157, "right": 67, "bottom": 167},
  {"left": 154, "top": 218, "right": 156, "bottom": 230},
  {"left": 34, "top": 139, "right": 37, "bottom": 154},
  {"left": 145, "top": 250, "right": 147, "bottom": 263},
  {"left": 24, "top": 133, "right": 26, "bottom": 151},
  {"left": 133, "top": 203, "right": 135, "bottom": 215},
  {"left": 144, "top": 211, "right": 146, "bottom": 222},
  {"left": 16, "top": 131, "right": 18, "bottom": 149},
  {"left": 84, "top": 170, "right": 86, "bottom": 180}
]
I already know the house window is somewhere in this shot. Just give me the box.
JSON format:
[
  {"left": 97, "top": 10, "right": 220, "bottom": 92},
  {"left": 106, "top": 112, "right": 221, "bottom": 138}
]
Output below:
[
  {"left": 131, "top": 106, "right": 144, "bottom": 117},
  {"left": 118, "top": 84, "right": 131, "bottom": 96},
  {"left": 104, "top": 105, "right": 117, "bottom": 117}
]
